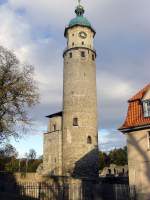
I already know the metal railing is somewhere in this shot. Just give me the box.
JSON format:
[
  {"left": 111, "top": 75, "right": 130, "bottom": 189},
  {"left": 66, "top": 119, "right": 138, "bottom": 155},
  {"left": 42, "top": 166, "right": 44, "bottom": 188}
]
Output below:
[{"left": 0, "top": 181, "right": 136, "bottom": 200}]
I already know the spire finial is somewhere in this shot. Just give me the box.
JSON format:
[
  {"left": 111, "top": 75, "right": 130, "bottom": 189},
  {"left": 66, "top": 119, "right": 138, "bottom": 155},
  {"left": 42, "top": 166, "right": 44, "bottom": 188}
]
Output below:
[
  {"left": 75, "top": 0, "right": 84, "bottom": 16},
  {"left": 78, "top": 0, "right": 81, "bottom": 5}
]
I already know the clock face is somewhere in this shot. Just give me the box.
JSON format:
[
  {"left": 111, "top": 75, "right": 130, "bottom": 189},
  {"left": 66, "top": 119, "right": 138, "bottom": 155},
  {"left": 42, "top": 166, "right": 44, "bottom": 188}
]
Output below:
[{"left": 79, "top": 31, "right": 87, "bottom": 39}]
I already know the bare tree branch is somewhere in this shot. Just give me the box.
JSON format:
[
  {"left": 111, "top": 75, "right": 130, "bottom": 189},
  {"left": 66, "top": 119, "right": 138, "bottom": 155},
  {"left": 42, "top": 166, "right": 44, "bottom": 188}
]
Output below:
[{"left": 0, "top": 46, "right": 39, "bottom": 143}]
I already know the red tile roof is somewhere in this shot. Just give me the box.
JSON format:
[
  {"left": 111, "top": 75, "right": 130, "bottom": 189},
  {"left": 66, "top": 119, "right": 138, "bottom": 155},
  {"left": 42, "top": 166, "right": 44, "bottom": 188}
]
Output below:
[{"left": 119, "top": 83, "right": 150, "bottom": 132}]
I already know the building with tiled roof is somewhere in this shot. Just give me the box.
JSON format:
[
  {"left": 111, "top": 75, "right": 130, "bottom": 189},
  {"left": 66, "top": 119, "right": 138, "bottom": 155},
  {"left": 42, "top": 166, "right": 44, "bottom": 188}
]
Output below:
[
  {"left": 119, "top": 83, "right": 150, "bottom": 200},
  {"left": 119, "top": 83, "right": 150, "bottom": 132}
]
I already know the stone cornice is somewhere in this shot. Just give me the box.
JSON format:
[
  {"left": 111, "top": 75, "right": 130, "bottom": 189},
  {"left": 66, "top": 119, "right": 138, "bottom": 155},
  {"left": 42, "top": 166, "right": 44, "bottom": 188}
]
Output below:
[{"left": 63, "top": 46, "right": 97, "bottom": 58}]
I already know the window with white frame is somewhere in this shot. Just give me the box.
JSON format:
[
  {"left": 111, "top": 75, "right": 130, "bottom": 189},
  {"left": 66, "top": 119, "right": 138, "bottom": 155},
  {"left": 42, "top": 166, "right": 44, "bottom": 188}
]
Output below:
[
  {"left": 143, "top": 100, "right": 150, "bottom": 117},
  {"left": 147, "top": 132, "right": 150, "bottom": 149}
]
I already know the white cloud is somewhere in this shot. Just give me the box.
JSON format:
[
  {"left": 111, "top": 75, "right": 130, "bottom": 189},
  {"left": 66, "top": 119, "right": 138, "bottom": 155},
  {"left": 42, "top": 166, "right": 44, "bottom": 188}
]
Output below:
[
  {"left": 99, "top": 129, "right": 126, "bottom": 152},
  {"left": 0, "top": 2, "right": 63, "bottom": 108},
  {"left": 97, "top": 70, "right": 135, "bottom": 101},
  {"left": 0, "top": 4, "right": 31, "bottom": 50},
  {"left": 8, "top": 0, "right": 150, "bottom": 36}
]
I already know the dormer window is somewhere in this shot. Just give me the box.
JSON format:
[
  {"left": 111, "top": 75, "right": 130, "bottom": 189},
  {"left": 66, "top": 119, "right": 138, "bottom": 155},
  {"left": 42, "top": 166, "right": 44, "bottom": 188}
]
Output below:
[{"left": 143, "top": 100, "right": 150, "bottom": 117}]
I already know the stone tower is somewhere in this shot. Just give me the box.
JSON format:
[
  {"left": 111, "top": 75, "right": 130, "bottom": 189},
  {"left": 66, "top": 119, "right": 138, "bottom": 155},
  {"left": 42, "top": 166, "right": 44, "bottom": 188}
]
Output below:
[
  {"left": 42, "top": 2, "right": 99, "bottom": 178},
  {"left": 62, "top": 3, "right": 99, "bottom": 177}
]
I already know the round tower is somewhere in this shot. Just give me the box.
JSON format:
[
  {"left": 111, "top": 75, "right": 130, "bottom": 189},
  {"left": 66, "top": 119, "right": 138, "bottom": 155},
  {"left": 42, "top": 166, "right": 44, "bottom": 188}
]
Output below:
[{"left": 62, "top": 3, "right": 99, "bottom": 178}]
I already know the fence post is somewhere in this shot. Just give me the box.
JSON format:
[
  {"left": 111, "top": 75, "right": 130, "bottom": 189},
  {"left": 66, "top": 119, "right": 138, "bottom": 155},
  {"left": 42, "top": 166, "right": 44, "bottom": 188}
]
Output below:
[
  {"left": 115, "top": 184, "right": 117, "bottom": 200},
  {"left": 38, "top": 182, "right": 41, "bottom": 200}
]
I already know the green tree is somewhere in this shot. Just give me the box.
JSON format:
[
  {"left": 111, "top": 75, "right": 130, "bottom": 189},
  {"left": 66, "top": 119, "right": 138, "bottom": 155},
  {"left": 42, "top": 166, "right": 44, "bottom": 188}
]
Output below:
[
  {"left": 0, "top": 144, "right": 18, "bottom": 171},
  {"left": 99, "top": 151, "right": 105, "bottom": 170},
  {"left": 0, "top": 46, "right": 39, "bottom": 143},
  {"left": 109, "top": 146, "right": 127, "bottom": 166},
  {"left": 99, "top": 151, "right": 111, "bottom": 170},
  {"left": 5, "top": 158, "right": 19, "bottom": 172},
  {"left": 27, "top": 159, "right": 43, "bottom": 172}
]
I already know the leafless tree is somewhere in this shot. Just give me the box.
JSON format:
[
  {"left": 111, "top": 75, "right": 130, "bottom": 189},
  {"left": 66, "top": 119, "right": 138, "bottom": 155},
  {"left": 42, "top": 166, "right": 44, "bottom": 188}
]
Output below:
[
  {"left": 28, "top": 149, "right": 36, "bottom": 160},
  {"left": 0, "top": 46, "right": 39, "bottom": 143},
  {"left": 0, "top": 144, "right": 18, "bottom": 158}
]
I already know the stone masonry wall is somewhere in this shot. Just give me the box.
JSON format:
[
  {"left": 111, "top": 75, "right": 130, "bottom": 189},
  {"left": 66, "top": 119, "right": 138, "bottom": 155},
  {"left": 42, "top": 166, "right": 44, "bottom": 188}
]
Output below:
[
  {"left": 67, "top": 26, "right": 94, "bottom": 50},
  {"left": 43, "top": 116, "right": 62, "bottom": 176}
]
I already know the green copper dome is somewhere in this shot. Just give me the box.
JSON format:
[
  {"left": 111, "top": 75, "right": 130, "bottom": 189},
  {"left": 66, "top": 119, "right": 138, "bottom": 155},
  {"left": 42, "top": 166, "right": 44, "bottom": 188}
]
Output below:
[
  {"left": 64, "top": 4, "right": 95, "bottom": 37},
  {"left": 69, "top": 16, "right": 91, "bottom": 28},
  {"left": 69, "top": 5, "right": 92, "bottom": 28}
]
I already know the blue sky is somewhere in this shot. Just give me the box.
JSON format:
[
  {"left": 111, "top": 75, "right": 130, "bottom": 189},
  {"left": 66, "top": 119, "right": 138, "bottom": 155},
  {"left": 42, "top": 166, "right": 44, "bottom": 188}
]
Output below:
[{"left": 0, "top": 0, "right": 149, "bottom": 157}]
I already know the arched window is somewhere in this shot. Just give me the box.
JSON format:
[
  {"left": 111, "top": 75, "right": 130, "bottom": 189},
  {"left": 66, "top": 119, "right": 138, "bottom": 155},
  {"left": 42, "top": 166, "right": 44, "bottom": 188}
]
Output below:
[
  {"left": 72, "top": 42, "right": 74, "bottom": 46},
  {"left": 87, "top": 136, "right": 92, "bottom": 144},
  {"left": 82, "top": 41, "right": 84, "bottom": 45}
]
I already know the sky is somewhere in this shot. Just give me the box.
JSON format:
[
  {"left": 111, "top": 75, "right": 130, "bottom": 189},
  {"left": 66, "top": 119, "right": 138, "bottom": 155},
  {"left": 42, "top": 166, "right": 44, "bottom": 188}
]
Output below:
[{"left": 0, "top": 0, "right": 150, "bottom": 157}]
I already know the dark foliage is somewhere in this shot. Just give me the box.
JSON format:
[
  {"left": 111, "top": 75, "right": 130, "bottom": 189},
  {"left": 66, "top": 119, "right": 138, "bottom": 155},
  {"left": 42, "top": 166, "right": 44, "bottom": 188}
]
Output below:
[
  {"left": 99, "top": 146, "right": 128, "bottom": 170},
  {"left": 0, "top": 145, "right": 42, "bottom": 172}
]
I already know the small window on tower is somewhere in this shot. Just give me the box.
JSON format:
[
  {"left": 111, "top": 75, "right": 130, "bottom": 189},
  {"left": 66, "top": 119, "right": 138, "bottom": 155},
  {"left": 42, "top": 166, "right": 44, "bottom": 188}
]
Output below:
[
  {"left": 72, "top": 42, "right": 74, "bottom": 46},
  {"left": 73, "top": 118, "right": 78, "bottom": 126},
  {"left": 72, "top": 34, "right": 74, "bottom": 36},
  {"left": 53, "top": 124, "right": 56, "bottom": 131},
  {"left": 69, "top": 52, "right": 72, "bottom": 58},
  {"left": 81, "top": 51, "right": 85, "bottom": 57},
  {"left": 87, "top": 136, "right": 92, "bottom": 144},
  {"left": 82, "top": 41, "right": 84, "bottom": 45},
  {"left": 92, "top": 54, "right": 95, "bottom": 61}
]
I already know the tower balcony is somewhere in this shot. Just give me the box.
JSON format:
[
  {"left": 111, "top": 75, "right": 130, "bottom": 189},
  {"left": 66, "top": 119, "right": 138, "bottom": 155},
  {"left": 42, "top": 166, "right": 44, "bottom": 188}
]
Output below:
[{"left": 63, "top": 46, "right": 97, "bottom": 57}]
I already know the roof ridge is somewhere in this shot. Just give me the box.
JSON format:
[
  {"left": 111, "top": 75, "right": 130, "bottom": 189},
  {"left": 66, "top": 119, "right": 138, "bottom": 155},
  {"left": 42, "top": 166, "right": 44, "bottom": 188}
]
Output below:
[{"left": 128, "top": 83, "right": 150, "bottom": 102}]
